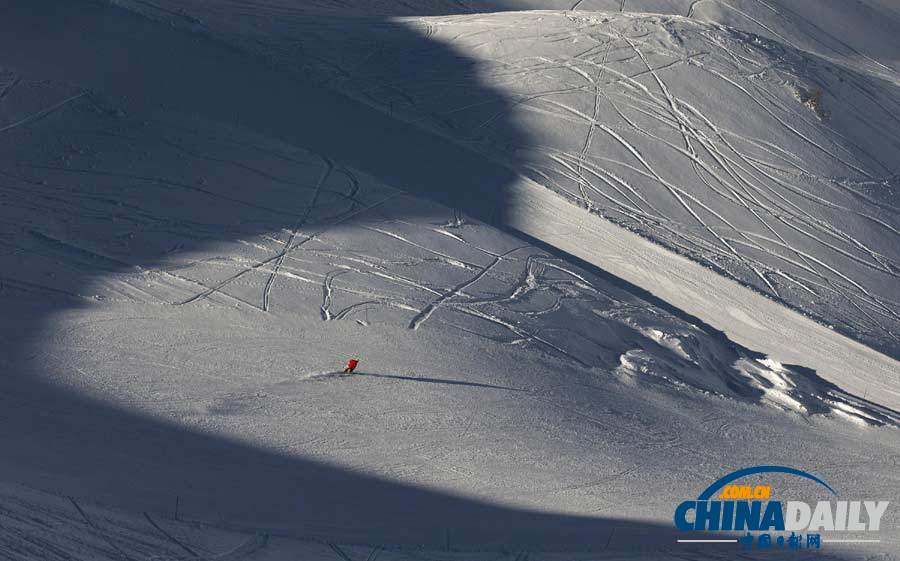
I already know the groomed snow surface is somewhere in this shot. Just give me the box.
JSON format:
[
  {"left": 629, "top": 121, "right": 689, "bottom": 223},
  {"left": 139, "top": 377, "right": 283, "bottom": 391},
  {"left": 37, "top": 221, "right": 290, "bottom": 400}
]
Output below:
[{"left": 1, "top": 0, "right": 899, "bottom": 559}]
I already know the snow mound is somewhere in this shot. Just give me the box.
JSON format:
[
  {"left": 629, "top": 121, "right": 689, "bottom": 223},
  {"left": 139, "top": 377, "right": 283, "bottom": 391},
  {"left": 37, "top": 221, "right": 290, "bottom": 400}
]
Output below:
[{"left": 606, "top": 307, "right": 900, "bottom": 427}]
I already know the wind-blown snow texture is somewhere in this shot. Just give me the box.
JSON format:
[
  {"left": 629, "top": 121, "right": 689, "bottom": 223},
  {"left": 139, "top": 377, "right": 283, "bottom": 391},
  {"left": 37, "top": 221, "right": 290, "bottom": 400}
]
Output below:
[{"left": 1, "top": 0, "right": 899, "bottom": 559}]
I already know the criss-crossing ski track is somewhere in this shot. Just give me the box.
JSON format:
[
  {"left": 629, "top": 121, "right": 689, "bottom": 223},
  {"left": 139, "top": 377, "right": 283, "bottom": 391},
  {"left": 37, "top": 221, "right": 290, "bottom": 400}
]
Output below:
[
  {"left": 108, "top": 3, "right": 900, "bottom": 354},
  {"left": 328, "top": 12, "right": 900, "bottom": 354}
]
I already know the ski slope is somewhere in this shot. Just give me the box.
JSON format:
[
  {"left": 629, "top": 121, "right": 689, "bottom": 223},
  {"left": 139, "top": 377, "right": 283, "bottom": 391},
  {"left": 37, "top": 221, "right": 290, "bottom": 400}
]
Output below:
[
  {"left": 108, "top": 0, "right": 900, "bottom": 85},
  {"left": 111, "top": 0, "right": 900, "bottom": 358},
  {"left": 1, "top": 0, "right": 899, "bottom": 559}
]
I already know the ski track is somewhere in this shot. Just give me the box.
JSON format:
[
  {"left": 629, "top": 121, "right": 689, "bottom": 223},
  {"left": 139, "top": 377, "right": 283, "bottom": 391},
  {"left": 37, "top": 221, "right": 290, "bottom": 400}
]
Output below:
[
  {"left": 0, "top": 91, "right": 87, "bottom": 134},
  {"left": 408, "top": 245, "right": 526, "bottom": 330},
  {"left": 263, "top": 157, "right": 333, "bottom": 312},
  {"left": 143, "top": 512, "right": 200, "bottom": 557},
  {"left": 68, "top": 497, "right": 138, "bottom": 561},
  {"left": 425, "top": 13, "right": 900, "bottom": 353},
  {"left": 177, "top": 192, "right": 402, "bottom": 307}
]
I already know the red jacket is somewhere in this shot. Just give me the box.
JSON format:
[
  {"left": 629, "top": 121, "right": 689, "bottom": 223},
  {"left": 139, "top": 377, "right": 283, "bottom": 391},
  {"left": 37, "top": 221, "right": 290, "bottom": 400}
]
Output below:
[{"left": 346, "top": 359, "right": 359, "bottom": 369}]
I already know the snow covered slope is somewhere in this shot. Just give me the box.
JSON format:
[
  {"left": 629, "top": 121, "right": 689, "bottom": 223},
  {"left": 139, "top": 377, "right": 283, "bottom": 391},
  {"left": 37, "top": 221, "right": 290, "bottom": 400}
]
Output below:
[
  {"left": 107, "top": 0, "right": 900, "bottom": 359},
  {"left": 2, "top": 481, "right": 891, "bottom": 561},
  {"left": 107, "top": 0, "right": 900, "bottom": 85},
  {"left": 2, "top": 101, "right": 899, "bottom": 553},
  {"left": 1, "top": 0, "right": 899, "bottom": 558},
  {"left": 2, "top": 92, "right": 892, "bottom": 423}
]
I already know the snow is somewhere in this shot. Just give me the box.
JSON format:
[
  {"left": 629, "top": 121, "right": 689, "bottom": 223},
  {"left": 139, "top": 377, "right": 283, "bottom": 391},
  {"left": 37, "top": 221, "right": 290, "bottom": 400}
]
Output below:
[
  {"left": 0, "top": 0, "right": 899, "bottom": 558},
  {"left": 108, "top": 0, "right": 900, "bottom": 355},
  {"left": 508, "top": 178, "right": 900, "bottom": 414},
  {"left": 315, "top": 9, "right": 900, "bottom": 357}
]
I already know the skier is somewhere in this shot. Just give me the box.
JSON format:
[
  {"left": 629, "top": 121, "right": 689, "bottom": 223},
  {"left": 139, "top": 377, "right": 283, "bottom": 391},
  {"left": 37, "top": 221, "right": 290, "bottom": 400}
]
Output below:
[{"left": 343, "top": 358, "right": 359, "bottom": 374}]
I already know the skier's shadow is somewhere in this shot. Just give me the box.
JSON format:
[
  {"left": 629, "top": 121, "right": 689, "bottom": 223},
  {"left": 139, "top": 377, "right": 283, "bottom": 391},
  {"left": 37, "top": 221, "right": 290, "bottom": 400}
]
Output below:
[{"left": 356, "top": 372, "right": 524, "bottom": 392}]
